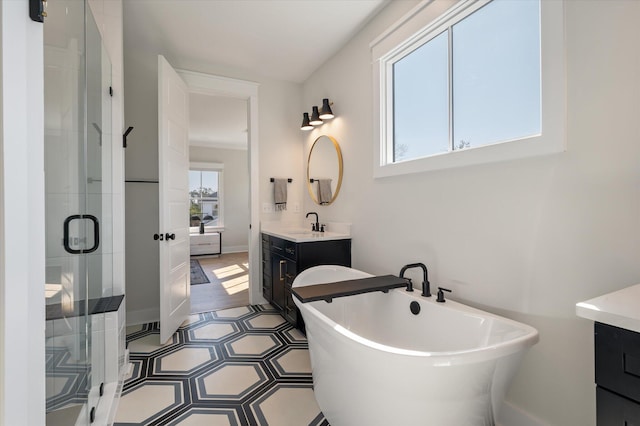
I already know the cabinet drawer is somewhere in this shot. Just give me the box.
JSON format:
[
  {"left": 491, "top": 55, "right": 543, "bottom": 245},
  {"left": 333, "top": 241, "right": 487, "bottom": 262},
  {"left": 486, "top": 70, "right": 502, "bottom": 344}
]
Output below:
[
  {"left": 269, "top": 236, "right": 285, "bottom": 255},
  {"left": 283, "top": 240, "right": 296, "bottom": 260},
  {"left": 596, "top": 322, "right": 640, "bottom": 403},
  {"left": 597, "top": 387, "right": 640, "bottom": 425},
  {"left": 268, "top": 236, "right": 296, "bottom": 260},
  {"left": 190, "top": 242, "right": 220, "bottom": 255}
]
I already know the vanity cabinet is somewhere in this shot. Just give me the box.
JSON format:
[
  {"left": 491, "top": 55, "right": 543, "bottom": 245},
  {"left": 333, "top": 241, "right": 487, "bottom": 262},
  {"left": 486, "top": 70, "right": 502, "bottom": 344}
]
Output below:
[
  {"left": 190, "top": 232, "right": 222, "bottom": 256},
  {"left": 595, "top": 322, "right": 640, "bottom": 425},
  {"left": 261, "top": 233, "right": 351, "bottom": 329}
]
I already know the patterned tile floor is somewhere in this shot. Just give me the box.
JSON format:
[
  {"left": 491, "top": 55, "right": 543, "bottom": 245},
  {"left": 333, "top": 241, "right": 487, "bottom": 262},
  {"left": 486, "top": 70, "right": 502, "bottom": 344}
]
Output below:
[{"left": 114, "top": 305, "right": 329, "bottom": 426}]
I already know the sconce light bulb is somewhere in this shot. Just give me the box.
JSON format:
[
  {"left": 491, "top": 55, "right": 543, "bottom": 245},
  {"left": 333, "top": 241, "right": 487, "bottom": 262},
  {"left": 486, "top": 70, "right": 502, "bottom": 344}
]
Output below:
[
  {"left": 319, "top": 98, "right": 334, "bottom": 120},
  {"left": 310, "top": 106, "right": 323, "bottom": 126}
]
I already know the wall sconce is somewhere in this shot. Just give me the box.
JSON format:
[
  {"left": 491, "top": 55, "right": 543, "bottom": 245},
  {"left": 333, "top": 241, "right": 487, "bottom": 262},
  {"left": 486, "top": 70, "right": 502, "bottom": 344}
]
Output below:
[
  {"left": 301, "top": 99, "right": 335, "bottom": 131},
  {"left": 300, "top": 113, "right": 314, "bottom": 131},
  {"left": 310, "top": 106, "right": 323, "bottom": 126},
  {"left": 319, "top": 98, "right": 334, "bottom": 119}
]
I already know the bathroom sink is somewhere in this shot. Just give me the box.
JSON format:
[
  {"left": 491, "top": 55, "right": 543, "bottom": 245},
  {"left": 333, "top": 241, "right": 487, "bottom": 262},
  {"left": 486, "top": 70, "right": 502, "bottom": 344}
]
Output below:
[
  {"left": 285, "top": 229, "right": 313, "bottom": 235},
  {"left": 261, "top": 223, "right": 351, "bottom": 243}
]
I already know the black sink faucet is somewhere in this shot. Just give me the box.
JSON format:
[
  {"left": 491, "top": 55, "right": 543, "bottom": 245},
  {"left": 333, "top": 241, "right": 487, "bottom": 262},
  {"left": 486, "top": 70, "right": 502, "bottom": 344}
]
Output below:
[
  {"left": 399, "top": 263, "right": 431, "bottom": 297},
  {"left": 306, "top": 212, "right": 320, "bottom": 232}
]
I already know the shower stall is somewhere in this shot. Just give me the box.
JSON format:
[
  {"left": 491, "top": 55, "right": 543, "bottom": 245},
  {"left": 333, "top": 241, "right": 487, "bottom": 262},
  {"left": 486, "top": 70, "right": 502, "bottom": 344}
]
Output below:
[{"left": 44, "top": 0, "right": 125, "bottom": 424}]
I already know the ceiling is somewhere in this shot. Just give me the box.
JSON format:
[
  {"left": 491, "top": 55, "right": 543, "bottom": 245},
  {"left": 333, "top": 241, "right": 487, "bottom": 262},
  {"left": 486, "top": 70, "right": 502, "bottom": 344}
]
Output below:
[
  {"left": 189, "top": 93, "right": 248, "bottom": 150},
  {"left": 124, "top": 0, "right": 388, "bottom": 83},
  {"left": 124, "top": 0, "right": 388, "bottom": 149}
]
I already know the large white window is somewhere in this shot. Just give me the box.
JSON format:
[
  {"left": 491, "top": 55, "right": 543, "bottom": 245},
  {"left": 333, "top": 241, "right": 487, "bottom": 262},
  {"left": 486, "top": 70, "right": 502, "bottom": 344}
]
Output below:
[
  {"left": 372, "top": 0, "right": 565, "bottom": 177},
  {"left": 189, "top": 162, "right": 224, "bottom": 231}
]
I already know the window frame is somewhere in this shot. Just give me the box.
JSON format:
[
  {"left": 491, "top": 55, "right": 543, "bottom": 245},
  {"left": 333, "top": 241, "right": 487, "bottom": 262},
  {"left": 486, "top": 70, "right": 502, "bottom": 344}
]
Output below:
[
  {"left": 372, "top": 0, "right": 565, "bottom": 178},
  {"left": 189, "top": 162, "right": 224, "bottom": 233}
]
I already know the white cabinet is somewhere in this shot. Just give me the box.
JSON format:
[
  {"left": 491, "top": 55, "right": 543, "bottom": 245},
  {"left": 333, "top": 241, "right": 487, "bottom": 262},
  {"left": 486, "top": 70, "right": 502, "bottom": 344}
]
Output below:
[{"left": 190, "top": 233, "right": 222, "bottom": 256}]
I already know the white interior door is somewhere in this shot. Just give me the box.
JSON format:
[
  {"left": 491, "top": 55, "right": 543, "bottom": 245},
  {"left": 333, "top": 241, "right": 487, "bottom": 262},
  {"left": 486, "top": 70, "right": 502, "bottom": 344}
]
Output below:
[{"left": 158, "top": 55, "right": 190, "bottom": 343}]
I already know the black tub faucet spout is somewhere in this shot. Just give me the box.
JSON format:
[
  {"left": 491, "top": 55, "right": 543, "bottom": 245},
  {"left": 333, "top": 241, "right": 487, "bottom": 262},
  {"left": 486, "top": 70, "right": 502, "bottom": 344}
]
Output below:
[{"left": 399, "top": 262, "right": 431, "bottom": 297}]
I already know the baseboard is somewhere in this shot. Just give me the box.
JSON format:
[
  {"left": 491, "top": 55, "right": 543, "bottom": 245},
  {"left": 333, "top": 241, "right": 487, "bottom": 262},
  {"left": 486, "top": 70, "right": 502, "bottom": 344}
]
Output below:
[
  {"left": 497, "top": 400, "right": 549, "bottom": 426},
  {"left": 222, "top": 245, "right": 248, "bottom": 254},
  {"left": 126, "top": 307, "right": 159, "bottom": 326}
]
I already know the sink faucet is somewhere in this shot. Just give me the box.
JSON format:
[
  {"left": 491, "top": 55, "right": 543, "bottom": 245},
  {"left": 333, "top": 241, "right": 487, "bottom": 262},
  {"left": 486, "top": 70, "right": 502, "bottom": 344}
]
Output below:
[
  {"left": 306, "top": 212, "right": 321, "bottom": 232},
  {"left": 399, "top": 263, "right": 431, "bottom": 297}
]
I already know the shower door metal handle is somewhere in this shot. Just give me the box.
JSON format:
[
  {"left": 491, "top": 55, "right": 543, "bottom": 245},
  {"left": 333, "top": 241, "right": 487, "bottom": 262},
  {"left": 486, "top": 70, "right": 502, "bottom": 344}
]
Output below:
[
  {"left": 84, "top": 215, "right": 100, "bottom": 253},
  {"left": 63, "top": 214, "right": 100, "bottom": 254}
]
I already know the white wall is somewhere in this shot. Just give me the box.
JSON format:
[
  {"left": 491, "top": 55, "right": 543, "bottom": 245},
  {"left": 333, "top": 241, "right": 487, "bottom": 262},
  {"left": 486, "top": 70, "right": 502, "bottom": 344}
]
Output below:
[
  {"left": 0, "top": 2, "right": 46, "bottom": 424},
  {"left": 302, "top": 1, "right": 640, "bottom": 425},
  {"left": 123, "top": 3, "right": 304, "bottom": 321},
  {"left": 190, "top": 146, "right": 249, "bottom": 253}
]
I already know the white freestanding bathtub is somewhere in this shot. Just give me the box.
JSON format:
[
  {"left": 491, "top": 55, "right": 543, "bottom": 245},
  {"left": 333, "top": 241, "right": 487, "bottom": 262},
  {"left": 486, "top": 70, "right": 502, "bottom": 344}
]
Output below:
[{"left": 292, "top": 265, "right": 538, "bottom": 426}]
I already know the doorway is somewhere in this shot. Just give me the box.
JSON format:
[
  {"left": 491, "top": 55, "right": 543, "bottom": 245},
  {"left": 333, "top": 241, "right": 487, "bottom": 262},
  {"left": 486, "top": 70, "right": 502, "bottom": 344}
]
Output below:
[
  {"left": 188, "top": 92, "right": 250, "bottom": 312},
  {"left": 177, "top": 70, "right": 261, "bottom": 312}
]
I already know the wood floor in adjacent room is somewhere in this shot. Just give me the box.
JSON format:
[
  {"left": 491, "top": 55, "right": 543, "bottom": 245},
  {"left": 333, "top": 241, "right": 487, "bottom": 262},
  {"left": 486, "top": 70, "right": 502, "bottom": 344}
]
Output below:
[{"left": 190, "top": 252, "right": 249, "bottom": 314}]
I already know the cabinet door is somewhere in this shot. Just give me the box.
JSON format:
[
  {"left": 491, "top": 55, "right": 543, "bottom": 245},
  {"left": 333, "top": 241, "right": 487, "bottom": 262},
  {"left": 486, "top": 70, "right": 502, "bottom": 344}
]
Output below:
[
  {"left": 596, "top": 322, "right": 640, "bottom": 403},
  {"left": 271, "top": 254, "right": 286, "bottom": 310},
  {"left": 283, "top": 259, "right": 297, "bottom": 325},
  {"left": 262, "top": 272, "right": 272, "bottom": 302},
  {"left": 261, "top": 243, "right": 272, "bottom": 302},
  {"left": 597, "top": 387, "right": 640, "bottom": 425}
]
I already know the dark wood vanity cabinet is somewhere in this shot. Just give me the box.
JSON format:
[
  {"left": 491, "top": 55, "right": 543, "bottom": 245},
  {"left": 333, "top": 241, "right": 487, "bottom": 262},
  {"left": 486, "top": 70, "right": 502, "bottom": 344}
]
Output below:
[
  {"left": 261, "top": 233, "right": 351, "bottom": 329},
  {"left": 595, "top": 322, "right": 640, "bottom": 425}
]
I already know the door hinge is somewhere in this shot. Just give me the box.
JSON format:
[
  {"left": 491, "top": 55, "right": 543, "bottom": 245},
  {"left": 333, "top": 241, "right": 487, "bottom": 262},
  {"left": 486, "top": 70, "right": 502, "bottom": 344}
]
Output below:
[
  {"left": 109, "top": 86, "right": 113, "bottom": 97},
  {"left": 29, "top": 0, "right": 46, "bottom": 22}
]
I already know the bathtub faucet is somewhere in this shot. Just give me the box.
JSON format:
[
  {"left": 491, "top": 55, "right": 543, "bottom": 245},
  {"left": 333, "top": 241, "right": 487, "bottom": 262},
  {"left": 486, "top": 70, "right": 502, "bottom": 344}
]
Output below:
[{"left": 399, "top": 263, "right": 431, "bottom": 297}]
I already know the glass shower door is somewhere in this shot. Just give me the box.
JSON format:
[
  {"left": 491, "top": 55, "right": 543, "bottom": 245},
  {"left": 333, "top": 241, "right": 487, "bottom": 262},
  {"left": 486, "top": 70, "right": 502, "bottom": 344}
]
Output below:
[{"left": 44, "top": 1, "right": 112, "bottom": 424}]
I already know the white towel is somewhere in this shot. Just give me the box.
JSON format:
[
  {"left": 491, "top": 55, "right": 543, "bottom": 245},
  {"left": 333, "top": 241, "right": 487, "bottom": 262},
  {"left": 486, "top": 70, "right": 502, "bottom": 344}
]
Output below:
[
  {"left": 318, "top": 179, "right": 333, "bottom": 204},
  {"left": 274, "top": 178, "right": 287, "bottom": 211}
]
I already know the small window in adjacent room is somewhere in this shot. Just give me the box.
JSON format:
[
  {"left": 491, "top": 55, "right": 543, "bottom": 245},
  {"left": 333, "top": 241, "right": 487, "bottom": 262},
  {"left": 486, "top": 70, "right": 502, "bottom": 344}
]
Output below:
[
  {"left": 189, "top": 163, "right": 223, "bottom": 231},
  {"left": 372, "top": 0, "right": 565, "bottom": 177}
]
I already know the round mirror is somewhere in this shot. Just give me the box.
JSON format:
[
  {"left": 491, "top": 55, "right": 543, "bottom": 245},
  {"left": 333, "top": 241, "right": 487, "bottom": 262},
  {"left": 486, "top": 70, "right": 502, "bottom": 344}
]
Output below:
[{"left": 306, "top": 135, "right": 343, "bottom": 205}]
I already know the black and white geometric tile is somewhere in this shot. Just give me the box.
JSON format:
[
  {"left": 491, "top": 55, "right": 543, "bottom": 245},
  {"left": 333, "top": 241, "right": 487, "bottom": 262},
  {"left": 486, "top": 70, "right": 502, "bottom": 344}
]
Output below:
[
  {"left": 45, "top": 345, "right": 89, "bottom": 411},
  {"left": 114, "top": 305, "right": 329, "bottom": 426}
]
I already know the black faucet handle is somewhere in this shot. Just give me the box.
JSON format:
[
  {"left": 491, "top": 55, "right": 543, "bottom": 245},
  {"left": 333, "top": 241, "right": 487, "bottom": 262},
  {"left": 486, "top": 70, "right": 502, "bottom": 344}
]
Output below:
[
  {"left": 405, "top": 278, "right": 414, "bottom": 292},
  {"left": 436, "top": 287, "right": 452, "bottom": 303},
  {"left": 320, "top": 224, "right": 325, "bottom": 232}
]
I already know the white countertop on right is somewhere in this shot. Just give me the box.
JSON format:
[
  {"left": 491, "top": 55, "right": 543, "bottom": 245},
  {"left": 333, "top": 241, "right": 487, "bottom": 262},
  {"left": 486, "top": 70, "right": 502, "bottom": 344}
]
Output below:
[{"left": 576, "top": 283, "right": 640, "bottom": 333}]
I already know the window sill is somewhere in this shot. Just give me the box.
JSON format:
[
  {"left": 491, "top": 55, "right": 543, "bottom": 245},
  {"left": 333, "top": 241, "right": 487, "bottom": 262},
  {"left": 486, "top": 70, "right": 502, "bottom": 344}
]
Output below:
[{"left": 374, "top": 133, "right": 565, "bottom": 178}]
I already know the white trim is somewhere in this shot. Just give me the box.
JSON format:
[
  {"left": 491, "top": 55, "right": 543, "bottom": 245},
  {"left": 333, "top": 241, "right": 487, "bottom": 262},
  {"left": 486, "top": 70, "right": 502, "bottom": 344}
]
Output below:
[
  {"left": 126, "top": 307, "right": 160, "bottom": 326},
  {"left": 189, "top": 139, "right": 248, "bottom": 151},
  {"left": 190, "top": 161, "right": 224, "bottom": 170},
  {"left": 1, "top": 2, "right": 46, "bottom": 424},
  {"left": 177, "top": 69, "right": 264, "bottom": 306},
  {"left": 372, "top": 0, "right": 566, "bottom": 177},
  {"left": 222, "top": 246, "right": 249, "bottom": 254}
]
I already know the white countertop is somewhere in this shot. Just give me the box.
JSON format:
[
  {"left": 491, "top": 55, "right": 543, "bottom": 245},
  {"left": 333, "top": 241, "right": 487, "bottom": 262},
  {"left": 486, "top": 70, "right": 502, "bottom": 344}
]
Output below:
[
  {"left": 261, "top": 222, "right": 351, "bottom": 243},
  {"left": 576, "top": 283, "right": 640, "bottom": 333}
]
